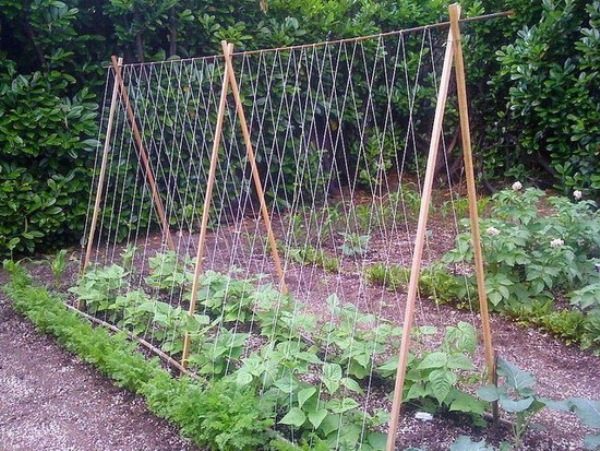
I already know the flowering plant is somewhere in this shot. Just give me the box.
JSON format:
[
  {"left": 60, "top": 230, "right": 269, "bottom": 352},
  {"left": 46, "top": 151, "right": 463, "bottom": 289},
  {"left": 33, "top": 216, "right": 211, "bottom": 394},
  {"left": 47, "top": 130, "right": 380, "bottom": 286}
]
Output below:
[{"left": 444, "top": 188, "right": 600, "bottom": 308}]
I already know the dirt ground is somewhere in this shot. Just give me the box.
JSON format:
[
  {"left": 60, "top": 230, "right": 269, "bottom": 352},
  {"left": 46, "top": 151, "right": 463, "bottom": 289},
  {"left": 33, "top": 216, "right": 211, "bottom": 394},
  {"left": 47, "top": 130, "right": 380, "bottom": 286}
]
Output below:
[
  {"left": 0, "top": 279, "right": 199, "bottom": 451},
  {"left": 2, "top": 199, "right": 600, "bottom": 449}
]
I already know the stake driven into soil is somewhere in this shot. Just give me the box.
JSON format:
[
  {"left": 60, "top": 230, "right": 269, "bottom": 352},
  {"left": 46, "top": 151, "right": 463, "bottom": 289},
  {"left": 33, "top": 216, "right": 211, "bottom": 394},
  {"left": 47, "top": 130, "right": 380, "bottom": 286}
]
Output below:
[
  {"left": 449, "top": 3, "right": 496, "bottom": 384},
  {"left": 385, "top": 22, "right": 457, "bottom": 451},
  {"left": 386, "top": 5, "right": 500, "bottom": 446},
  {"left": 180, "top": 45, "right": 232, "bottom": 370},
  {"left": 221, "top": 41, "right": 289, "bottom": 295},
  {"left": 81, "top": 57, "right": 122, "bottom": 278}
]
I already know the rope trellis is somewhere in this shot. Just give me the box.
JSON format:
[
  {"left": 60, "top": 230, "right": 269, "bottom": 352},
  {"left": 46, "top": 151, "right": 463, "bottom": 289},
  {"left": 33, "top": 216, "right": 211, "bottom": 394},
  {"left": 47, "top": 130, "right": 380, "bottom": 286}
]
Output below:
[{"left": 78, "top": 5, "right": 505, "bottom": 449}]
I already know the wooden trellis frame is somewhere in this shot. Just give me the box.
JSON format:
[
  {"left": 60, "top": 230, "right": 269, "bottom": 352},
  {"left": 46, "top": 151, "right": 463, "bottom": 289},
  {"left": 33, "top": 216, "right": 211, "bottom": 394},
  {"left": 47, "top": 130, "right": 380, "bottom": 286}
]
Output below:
[
  {"left": 81, "top": 57, "right": 176, "bottom": 275},
  {"left": 82, "top": 3, "right": 503, "bottom": 442},
  {"left": 385, "top": 4, "right": 495, "bottom": 448}
]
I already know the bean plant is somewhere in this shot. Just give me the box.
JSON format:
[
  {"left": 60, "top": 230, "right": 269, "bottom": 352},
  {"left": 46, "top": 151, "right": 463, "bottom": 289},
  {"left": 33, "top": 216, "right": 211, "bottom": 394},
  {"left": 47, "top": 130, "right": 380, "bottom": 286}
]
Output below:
[{"left": 68, "top": 250, "right": 493, "bottom": 450}]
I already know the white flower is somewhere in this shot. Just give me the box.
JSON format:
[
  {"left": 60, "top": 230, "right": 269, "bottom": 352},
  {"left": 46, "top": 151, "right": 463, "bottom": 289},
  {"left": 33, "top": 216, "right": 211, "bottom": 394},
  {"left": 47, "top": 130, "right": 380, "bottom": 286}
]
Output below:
[
  {"left": 550, "top": 238, "right": 564, "bottom": 249},
  {"left": 512, "top": 181, "right": 523, "bottom": 191},
  {"left": 486, "top": 226, "right": 500, "bottom": 237},
  {"left": 414, "top": 411, "right": 433, "bottom": 421},
  {"left": 573, "top": 190, "right": 583, "bottom": 200}
]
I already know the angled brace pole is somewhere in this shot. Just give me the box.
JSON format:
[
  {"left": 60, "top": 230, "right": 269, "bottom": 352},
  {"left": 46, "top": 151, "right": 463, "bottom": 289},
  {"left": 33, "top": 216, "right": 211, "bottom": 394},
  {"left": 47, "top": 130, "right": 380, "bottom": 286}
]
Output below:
[
  {"left": 81, "top": 57, "right": 123, "bottom": 279},
  {"left": 180, "top": 45, "right": 232, "bottom": 369},
  {"left": 385, "top": 25, "right": 455, "bottom": 451},
  {"left": 110, "top": 55, "right": 175, "bottom": 251},
  {"left": 221, "top": 41, "right": 288, "bottom": 295},
  {"left": 449, "top": 2, "right": 496, "bottom": 386}
]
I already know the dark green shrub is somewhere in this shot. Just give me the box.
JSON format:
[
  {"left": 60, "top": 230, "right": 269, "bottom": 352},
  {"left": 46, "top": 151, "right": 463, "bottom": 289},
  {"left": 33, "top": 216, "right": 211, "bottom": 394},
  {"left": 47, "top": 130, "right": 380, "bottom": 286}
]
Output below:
[
  {"left": 483, "top": 1, "right": 600, "bottom": 196},
  {"left": 0, "top": 60, "right": 98, "bottom": 256}
]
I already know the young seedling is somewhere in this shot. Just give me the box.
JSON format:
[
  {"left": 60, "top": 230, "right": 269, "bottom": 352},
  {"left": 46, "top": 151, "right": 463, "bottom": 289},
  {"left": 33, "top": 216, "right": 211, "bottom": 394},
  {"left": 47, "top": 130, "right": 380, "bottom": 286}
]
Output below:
[{"left": 49, "top": 249, "right": 68, "bottom": 288}]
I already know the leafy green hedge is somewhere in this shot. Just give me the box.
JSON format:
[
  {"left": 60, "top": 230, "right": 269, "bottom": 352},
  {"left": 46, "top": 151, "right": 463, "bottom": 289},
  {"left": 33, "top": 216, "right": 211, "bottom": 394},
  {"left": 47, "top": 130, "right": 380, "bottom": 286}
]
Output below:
[
  {"left": 0, "top": 59, "right": 98, "bottom": 255},
  {"left": 3, "top": 264, "right": 284, "bottom": 451},
  {"left": 1, "top": 0, "right": 599, "bottom": 257}
]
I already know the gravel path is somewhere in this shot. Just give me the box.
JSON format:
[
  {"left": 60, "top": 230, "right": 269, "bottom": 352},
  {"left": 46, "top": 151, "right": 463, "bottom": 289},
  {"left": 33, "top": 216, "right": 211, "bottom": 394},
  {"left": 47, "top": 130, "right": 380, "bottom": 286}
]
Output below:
[{"left": 0, "top": 291, "right": 199, "bottom": 451}]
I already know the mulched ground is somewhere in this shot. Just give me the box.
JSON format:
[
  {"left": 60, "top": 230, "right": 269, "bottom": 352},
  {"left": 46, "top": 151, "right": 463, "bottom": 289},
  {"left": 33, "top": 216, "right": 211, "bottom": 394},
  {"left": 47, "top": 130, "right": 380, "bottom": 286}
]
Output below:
[{"left": 0, "top": 278, "right": 199, "bottom": 451}]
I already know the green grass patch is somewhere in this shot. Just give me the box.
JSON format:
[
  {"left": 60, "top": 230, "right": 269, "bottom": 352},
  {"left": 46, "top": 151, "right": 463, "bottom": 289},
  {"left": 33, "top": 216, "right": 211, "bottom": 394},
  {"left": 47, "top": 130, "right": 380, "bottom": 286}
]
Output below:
[{"left": 287, "top": 244, "right": 340, "bottom": 273}]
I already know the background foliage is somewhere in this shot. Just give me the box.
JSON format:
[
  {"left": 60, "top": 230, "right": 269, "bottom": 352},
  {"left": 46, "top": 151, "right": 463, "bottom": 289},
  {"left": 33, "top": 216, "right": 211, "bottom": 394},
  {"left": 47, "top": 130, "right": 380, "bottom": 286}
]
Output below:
[{"left": 1, "top": 0, "right": 598, "bottom": 256}]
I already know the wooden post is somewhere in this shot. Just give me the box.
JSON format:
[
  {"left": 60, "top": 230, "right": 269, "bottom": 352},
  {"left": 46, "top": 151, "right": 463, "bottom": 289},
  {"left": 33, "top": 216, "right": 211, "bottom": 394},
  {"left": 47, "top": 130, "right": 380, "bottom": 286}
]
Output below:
[
  {"left": 221, "top": 40, "right": 288, "bottom": 294},
  {"left": 449, "top": 2, "right": 496, "bottom": 384},
  {"left": 385, "top": 27, "right": 455, "bottom": 451},
  {"left": 110, "top": 55, "right": 175, "bottom": 251},
  {"left": 81, "top": 57, "right": 123, "bottom": 276},
  {"left": 180, "top": 44, "right": 232, "bottom": 369}
]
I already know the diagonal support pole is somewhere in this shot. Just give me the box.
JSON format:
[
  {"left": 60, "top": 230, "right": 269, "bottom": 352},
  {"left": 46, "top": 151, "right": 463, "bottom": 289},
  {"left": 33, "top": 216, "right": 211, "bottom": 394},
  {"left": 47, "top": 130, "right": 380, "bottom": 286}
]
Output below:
[
  {"left": 110, "top": 55, "right": 175, "bottom": 251},
  {"left": 449, "top": 1, "right": 496, "bottom": 389},
  {"left": 221, "top": 41, "right": 289, "bottom": 295},
  {"left": 385, "top": 25, "right": 456, "bottom": 451},
  {"left": 81, "top": 57, "right": 123, "bottom": 278},
  {"left": 180, "top": 44, "right": 232, "bottom": 369}
]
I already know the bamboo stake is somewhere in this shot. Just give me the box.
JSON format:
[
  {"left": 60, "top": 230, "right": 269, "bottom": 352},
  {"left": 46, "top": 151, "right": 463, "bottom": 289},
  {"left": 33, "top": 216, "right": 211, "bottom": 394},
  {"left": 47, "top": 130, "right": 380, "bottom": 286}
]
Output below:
[
  {"left": 221, "top": 41, "right": 289, "bottom": 294},
  {"left": 449, "top": 2, "right": 496, "bottom": 384},
  {"left": 110, "top": 55, "right": 175, "bottom": 251},
  {"left": 180, "top": 45, "right": 232, "bottom": 369},
  {"left": 65, "top": 303, "right": 197, "bottom": 378},
  {"left": 81, "top": 57, "right": 123, "bottom": 277},
  {"left": 385, "top": 27, "right": 456, "bottom": 451}
]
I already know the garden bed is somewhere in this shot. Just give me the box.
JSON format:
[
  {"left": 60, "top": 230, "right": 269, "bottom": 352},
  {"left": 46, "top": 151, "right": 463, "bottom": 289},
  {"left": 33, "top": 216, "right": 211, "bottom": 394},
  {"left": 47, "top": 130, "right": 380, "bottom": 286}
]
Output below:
[{"left": 15, "top": 188, "right": 600, "bottom": 450}]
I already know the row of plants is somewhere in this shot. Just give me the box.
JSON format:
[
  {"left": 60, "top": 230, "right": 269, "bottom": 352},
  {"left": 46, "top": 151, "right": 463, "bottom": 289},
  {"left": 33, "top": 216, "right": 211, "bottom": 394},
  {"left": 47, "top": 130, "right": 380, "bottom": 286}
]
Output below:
[
  {"left": 8, "top": 248, "right": 600, "bottom": 450},
  {"left": 282, "top": 185, "right": 443, "bottom": 249},
  {"left": 366, "top": 187, "right": 600, "bottom": 355},
  {"left": 3, "top": 262, "right": 282, "bottom": 451},
  {"left": 69, "top": 247, "right": 490, "bottom": 449}
]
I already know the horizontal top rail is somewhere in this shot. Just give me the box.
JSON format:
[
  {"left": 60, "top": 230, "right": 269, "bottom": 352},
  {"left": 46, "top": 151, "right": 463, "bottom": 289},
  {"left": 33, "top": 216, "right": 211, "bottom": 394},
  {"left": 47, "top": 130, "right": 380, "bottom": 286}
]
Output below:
[{"left": 118, "top": 10, "right": 512, "bottom": 68}]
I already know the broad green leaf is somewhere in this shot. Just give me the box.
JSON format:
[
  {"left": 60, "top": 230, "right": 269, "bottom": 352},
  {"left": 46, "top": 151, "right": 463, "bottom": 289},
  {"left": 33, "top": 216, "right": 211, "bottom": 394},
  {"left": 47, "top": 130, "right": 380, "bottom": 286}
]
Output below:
[
  {"left": 583, "top": 433, "right": 600, "bottom": 450},
  {"left": 540, "top": 397, "right": 570, "bottom": 412},
  {"left": 298, "top": 387, "right": 317, "bottom": 408},
  {"left": 568, "top": 398, "right": 600, "bottom": 428},
  {"left": 499, "top": 395, "right": 534, "bottom": 413},
  {"left": 447, "top": 354, "right": 475, "bottom": 370},
  {"left": 449, "top": 392, "right": 486, "bottom": 415},
  {"left": 296, "top": 351, "right": 322, "bottom": 364},
  {"left": 274, "top": 376, "right": 299, "bottom": 394},
  {"left": 341, "top": 377, "right": 363, "bottom": 393},
  {"left": 322, "top": 363, "right": 342, "bottom": 394},
  {"left": 418, "top": 352, "right": 448, "bottom": 369},
  {"left": 367, "top": 432, "right": 388, "bottom": 450},
  {"left": 307, "top": 407, "right": 328, "bottom": 429},
  {"left": 477, "top": 385, "right": 500, "bottom": 402},
  {"left": 428, "top": 369, "right": 455, "bottom": 404},
  {"left": 377, "top": 356, "right": 398, "bottom": 376},
  {"left": 405, "top": 382, "right": 427, "bottom": 401},
  {"left": 416, "top": 325, "right": 437, "bottom": 335},
  {"left": 328, "top": 397, "right": 359, "bottom": 414},
  {"left": 320, "top": 414, "right": 340, "bottom": 436},
  {"left": 497, "top": 357, "right": 536, "bottom": 393},
  {"left": 279, "top": 407, "right": 306, "bottom": 427},
  {"left": 235, "top": 370, "right": 253, "bottom": 386}
]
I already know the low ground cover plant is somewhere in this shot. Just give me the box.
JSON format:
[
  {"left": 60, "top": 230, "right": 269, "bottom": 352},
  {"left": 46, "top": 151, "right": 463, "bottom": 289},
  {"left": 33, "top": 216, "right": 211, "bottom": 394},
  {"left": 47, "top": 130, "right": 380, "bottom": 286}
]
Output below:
[{"left": 444, "top": 187, "right": 600, "bottom": 353}]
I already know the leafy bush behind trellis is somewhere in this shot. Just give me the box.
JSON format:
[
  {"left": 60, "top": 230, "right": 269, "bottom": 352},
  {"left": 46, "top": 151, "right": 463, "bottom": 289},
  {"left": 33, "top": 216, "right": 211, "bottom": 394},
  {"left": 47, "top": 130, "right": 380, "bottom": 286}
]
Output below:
[{"left": 1, "top": 0, "right": 599, "bottom": 256}]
